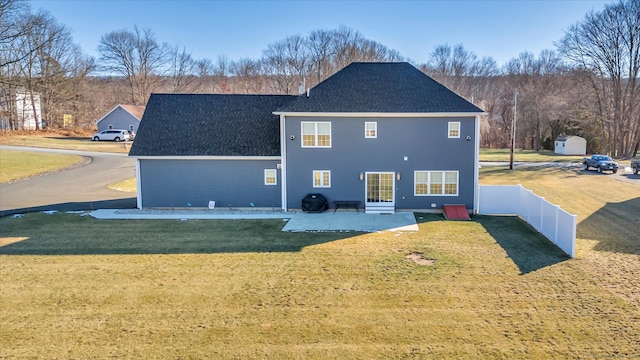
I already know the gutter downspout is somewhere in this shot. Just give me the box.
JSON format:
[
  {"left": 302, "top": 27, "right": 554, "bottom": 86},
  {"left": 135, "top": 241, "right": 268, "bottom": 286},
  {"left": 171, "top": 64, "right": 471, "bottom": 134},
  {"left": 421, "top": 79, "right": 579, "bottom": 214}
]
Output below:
[
  {"left": 279, "top": 114, "right": 288, "bottom": 212},
  {"left": 135, "top": 158, "right": 143, "bottom": 209},
  {"left": 473, "top": 115, "right": 480, "bottom": 214}
]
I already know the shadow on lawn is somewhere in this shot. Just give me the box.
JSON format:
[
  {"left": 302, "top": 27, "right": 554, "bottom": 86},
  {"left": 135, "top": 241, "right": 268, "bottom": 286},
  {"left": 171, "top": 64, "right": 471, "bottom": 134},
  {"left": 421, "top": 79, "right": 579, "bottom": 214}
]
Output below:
[
  {"left": 0, "top": 212, "right": 359, "bottom": 255},
  {"left": 0, "top": 198, "right": 137, "bottom": 218},
  {"left": 578, "top": 197, "right": 640, "bottom": 255},
  {"left": 475, "top": 215, "right": 570, "bottom": 274}
]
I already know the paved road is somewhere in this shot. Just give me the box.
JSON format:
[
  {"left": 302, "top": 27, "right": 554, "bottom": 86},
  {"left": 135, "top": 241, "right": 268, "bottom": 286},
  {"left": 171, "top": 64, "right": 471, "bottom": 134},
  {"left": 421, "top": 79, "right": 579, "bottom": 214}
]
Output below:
[{"left": 0, "top": 146, "right": 137, "bottom": 216}]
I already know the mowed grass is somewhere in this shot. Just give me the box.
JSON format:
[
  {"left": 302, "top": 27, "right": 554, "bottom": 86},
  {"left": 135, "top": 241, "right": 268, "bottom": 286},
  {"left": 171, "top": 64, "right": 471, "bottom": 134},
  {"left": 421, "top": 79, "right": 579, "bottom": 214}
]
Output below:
[
  {"left": 479, "top": 148, "right": 585, "bottom": 163},
  {"left": 0, "top": 150, "right": 86, "bottom": 183},
  {"left": 1, "top": 167, "right": 639, "bottom": 358},
  {"left": 0, "top": 135, "right": 131, "bottom": 153},
  {"left": 106, "top": 177, "right": 137, "bottom": 192},
  {"left": 480, "top": 166, "right": 640, "bottom": 309}
]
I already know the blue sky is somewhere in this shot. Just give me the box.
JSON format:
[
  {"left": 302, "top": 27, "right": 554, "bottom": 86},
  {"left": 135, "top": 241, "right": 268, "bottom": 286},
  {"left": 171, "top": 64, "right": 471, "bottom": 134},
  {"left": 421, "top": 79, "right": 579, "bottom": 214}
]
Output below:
[{"left": 30, "top": 0, "right": 611, "bottom": 67}]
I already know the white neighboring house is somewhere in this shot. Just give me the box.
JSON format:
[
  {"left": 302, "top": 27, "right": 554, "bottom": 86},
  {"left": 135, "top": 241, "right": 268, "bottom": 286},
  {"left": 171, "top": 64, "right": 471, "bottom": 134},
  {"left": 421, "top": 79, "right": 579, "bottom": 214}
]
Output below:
[
  {"left": 16, "top": 91, "right": 42, "bottom": 130},
  {"left": 555, "top": 135, "right": 586, "bottom": 155}
]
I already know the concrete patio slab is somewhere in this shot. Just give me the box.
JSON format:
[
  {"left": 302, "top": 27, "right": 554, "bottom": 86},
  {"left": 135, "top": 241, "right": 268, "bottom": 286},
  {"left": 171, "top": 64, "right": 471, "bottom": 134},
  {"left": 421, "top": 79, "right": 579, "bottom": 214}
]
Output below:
[{"left": 282, "top": 211, "right": 418, "bottom": 232}]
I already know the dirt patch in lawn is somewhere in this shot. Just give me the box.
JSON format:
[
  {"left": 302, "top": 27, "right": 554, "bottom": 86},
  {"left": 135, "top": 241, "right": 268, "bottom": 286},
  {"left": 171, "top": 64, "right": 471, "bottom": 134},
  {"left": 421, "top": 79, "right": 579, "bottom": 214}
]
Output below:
[{"left": 406, "top": 252, "right": 436, "bottom": 265}]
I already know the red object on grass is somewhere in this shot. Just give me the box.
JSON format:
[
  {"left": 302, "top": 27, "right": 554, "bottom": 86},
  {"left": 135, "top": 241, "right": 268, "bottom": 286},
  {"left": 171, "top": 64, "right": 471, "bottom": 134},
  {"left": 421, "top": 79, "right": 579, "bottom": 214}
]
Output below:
[{"left": 442, "top": 204, "right": 471, "bottom": 220}]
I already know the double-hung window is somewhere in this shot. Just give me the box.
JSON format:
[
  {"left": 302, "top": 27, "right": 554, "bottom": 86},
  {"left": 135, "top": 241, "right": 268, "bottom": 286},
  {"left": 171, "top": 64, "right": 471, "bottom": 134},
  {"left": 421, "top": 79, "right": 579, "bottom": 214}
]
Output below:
[
  {"left": 302, "top": 122, "right": 331, "bottom": 147},
  {"left": 448, "top": 122, "right": 460, "bottom": 138},
  {"left": 264, "top": 169, "right": 277, "bottom": 185},
  {"left": 313, "top": 170, "right": 331, "bottom": 188},
  {"left": 365, "top": 122, "right": 377, "bottom": 138},
  {"left": 414, "top": 171, "right": 458, "bottom": 196}
]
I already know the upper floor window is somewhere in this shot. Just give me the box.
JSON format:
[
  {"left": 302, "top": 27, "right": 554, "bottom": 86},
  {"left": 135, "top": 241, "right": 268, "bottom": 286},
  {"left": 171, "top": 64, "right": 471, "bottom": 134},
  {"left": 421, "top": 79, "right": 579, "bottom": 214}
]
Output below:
[
  {"left": 448, "top": 122, "right": 460, "bottom": 138},
  {"left": 302, "top": 122, "right": 331, "bottom": 148},
  {"left": 264, "top": 169, "right": 277, "bottom": 185},
  {"left": 365, "top": 122, "right": 377, "bottom": 138}
]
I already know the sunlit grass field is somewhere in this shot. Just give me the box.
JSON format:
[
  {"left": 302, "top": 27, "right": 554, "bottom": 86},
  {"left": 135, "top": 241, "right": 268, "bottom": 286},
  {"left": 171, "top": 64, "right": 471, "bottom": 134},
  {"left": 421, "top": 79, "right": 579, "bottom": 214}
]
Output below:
[
  {"left": 0, "top": 135, "right": 131, "bottom": 153},
  {"left": 0, "top": 167, "right": 638, "bottom": 358},
  {"left": 0, "top": 150, "right": 86, "bottom": 183},
  {"left": 479, "top": 148, "right": 585, "bottom": 163}
]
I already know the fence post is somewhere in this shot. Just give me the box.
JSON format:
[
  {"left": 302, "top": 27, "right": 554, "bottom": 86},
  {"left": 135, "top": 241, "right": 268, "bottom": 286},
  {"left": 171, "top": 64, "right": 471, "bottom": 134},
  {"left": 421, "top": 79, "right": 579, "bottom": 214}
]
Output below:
[
  {"left": 539, "top": 196, "right": 544, "bottom": 234},
  {"left": 554, "top": 205, "right": 560, "bottom": 245}
]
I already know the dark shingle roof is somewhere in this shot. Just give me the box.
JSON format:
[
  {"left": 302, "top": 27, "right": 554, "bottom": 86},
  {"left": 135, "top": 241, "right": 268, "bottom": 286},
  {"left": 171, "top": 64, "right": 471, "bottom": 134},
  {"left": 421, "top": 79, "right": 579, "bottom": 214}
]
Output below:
[
  {"left": 275, "top": 62, "right": 484, "bottom": 114},
  {"left": 129, "top": 94, "right": 294, "bottom": 157}
]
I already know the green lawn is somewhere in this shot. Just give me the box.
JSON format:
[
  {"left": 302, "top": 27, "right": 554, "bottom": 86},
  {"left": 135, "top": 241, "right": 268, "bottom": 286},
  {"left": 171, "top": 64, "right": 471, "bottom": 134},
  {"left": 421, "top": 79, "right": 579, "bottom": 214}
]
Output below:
[
  {"left": 1, "top": 167, "right": 638, "bottom": 358},
  {"left": 0, "top": 149, "right": 86, "bottom": 183}
]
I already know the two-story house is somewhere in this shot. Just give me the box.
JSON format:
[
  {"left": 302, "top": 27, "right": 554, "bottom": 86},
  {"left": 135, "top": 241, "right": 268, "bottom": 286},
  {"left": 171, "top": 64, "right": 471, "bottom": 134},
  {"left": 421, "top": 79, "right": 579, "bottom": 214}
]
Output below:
[{"left": 129, "top": 62, "right": 484, "bottom": 214}]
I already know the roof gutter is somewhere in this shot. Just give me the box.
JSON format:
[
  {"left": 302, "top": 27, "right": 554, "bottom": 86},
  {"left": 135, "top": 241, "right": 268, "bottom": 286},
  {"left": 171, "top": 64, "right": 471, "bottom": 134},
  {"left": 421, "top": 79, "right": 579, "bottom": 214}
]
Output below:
[
  {"left": 272, "top": 111, "right": 486, "bottom": 117},
  {"left": 130, "top": 155, "right": 281, "bottom": 160}
]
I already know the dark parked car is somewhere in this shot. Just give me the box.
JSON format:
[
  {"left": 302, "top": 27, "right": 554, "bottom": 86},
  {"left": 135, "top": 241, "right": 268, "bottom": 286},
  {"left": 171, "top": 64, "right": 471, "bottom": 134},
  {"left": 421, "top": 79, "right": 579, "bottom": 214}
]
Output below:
[
  {"left": 631, "top": 159, "right": 640, "bottom": 175},
  {"left": 583, "top": 155, "right": 618, "bottom": 174}
]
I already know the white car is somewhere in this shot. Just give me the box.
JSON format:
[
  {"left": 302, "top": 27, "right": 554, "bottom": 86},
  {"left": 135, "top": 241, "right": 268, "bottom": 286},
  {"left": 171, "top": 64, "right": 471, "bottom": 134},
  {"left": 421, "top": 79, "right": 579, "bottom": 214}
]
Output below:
[{"left": 92, "top": 129, "right": 130, "bottom": 142}]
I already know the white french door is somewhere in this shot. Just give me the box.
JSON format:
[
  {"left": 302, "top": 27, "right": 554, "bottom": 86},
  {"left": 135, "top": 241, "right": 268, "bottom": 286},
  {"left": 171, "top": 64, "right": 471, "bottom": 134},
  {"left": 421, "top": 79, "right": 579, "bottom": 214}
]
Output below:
[{"left": 365, "top": 172, "right": 395, "bottom": 213}]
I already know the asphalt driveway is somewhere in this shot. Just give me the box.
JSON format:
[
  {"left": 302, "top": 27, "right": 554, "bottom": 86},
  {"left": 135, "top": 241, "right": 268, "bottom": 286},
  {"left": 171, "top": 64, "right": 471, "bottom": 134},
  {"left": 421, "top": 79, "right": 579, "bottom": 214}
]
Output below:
[{"left": 0, "top": 146, "right": 136, "bottom": 216}]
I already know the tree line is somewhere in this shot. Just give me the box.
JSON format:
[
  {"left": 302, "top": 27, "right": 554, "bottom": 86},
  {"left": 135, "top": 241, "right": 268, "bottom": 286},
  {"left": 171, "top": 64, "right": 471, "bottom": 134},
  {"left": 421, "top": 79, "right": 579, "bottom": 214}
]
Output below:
[{"left": 1, "top": 0, "right": 638, "bottom": 157}]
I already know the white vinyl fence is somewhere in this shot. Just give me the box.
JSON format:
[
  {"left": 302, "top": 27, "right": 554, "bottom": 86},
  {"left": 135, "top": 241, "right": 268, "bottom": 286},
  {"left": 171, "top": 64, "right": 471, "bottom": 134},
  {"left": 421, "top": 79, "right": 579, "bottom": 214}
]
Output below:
[{"left": 478, "top": 185, "right": 576, "bottom": 258}]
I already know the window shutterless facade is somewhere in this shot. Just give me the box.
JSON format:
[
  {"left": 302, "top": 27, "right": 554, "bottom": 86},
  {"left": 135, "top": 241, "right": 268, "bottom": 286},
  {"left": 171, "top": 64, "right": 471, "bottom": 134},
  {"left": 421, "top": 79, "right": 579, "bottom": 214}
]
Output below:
[
  {"left": 313, "top": 170, "right": 331, "bottom": 188},
  {"left": 365, "top": 121, "right": 377, "bottom": 138},
  {"left": 414, "top": 171, "right": 458, "bottom": 196},
  {"left": 264, "top": 169, "right": 277, "bottom": 185},
  {"left": 302, "top": 122, "right": 331, "bottom": 147},
  {"left": 448, "top": 122, "right": 460, "bottom": 138}
]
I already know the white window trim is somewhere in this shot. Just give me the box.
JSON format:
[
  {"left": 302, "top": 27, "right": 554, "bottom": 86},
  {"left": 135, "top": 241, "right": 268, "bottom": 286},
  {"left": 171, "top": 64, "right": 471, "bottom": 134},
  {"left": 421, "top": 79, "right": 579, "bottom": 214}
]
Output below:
[
  {"left": 365, "top": 121, "right": 377, "bottom": 138},
  {"left": 312, "top": 170, "right": 331, "bottom": 188},
  {"left": 414, "top": 170, "right": 459, "bottom": 196},
  {"left": 301, "top": 121, "right": 332, "bottom": 148},
  {"left": 448, "top": 122, "right": 460, "bottom": 138},
  {"left": 264, "top": 169, "right": 277, "bottom": 185}
]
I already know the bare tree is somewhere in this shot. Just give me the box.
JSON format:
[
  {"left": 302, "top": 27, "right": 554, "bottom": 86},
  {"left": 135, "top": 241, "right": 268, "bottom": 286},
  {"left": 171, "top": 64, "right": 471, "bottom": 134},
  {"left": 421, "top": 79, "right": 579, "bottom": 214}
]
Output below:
[
  {"left": 262, "top": 34, "right": 308, "bottom": 94},
  {"left": 307, "top": 29, "right": 335, "bottom": 86},
  {"left": 214, "top": 54, "right": 231, "bottom": 77},
  {"left": 559, "top": 0, "right": 640, "bottom": 157},
  {"left": 231, "top": 57, "right": 263, "bottom": 93},
  {"left": 0, "top": 0, "right": 48, "bottom": 69},
  {"left": 505, "top": 50, "right": 566, "bottom": 150},
  {"left": 98, "top": 26, "right": 166, "bottom": 105},
  {"left": 167, "top": 44, "right": 197, "bottom": 93}
]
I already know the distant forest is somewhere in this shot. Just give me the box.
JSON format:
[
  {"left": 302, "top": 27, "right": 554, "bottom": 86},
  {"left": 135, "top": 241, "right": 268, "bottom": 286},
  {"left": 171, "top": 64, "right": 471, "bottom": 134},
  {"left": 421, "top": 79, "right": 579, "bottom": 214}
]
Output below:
[{"left": 1, "top": 0, "right": 638, "bottom": 156}]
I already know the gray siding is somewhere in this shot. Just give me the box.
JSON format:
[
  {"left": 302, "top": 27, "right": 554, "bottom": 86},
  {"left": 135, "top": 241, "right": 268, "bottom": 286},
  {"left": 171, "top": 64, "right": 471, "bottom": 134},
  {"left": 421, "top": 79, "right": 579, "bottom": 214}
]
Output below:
[
  {"left": 98, "top": 107, "right": 141, "bottom": 132},
  {"left": 139, "top": 159, "right": 281, "bottom": 208},
  {"left": 283, "top": 116, "right": 476, "bottom": 210}
]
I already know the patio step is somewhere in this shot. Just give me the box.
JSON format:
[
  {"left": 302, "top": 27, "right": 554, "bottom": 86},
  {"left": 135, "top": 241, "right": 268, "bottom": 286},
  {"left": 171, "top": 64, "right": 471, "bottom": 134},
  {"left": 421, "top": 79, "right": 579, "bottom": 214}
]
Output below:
[{"left": 365, "top": 205, "right": 395, "bottom": 214}]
